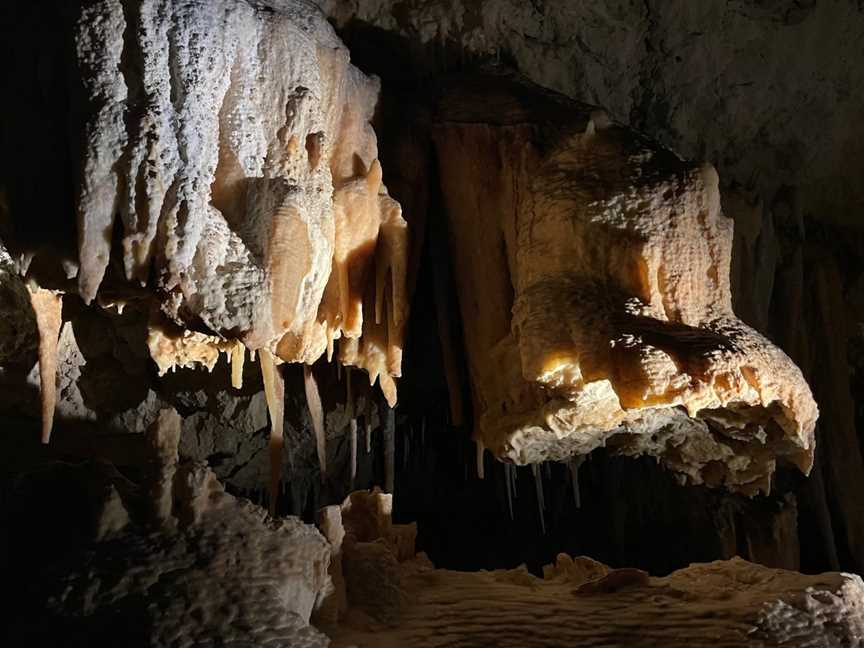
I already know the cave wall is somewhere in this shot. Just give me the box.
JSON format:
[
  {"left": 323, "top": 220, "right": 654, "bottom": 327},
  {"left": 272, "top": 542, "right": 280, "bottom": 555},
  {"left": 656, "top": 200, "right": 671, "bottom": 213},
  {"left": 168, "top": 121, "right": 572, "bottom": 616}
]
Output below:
[
  {"left": 317, "top": 0, "right": 864, "bottom": 576},
  {"left": 0, "top": 0, "right": 862, "bottom": 592}
]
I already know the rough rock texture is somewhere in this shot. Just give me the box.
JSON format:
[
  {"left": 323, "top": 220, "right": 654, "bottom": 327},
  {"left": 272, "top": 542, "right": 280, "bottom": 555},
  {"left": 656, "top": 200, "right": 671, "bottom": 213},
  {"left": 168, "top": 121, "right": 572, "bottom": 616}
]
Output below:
[
  {"left": 317, "top": 0, "right": 864, "bottom": 574},
  {"left": 5, "top": 407, "right": 332, "bottom": 647},
  {"left": 324, "top": 489, "right": 864, "bottom": 647},
  {"left": 319, "top": 0, "right": 864, "bottom": 233},
  {"left": 432, "top": 71, "right": 816, "bottom": 494},
  {"left": 3, "top": 0, "right": 408, "bottom": 408},
  {"left": 1, "top": 0, "right": 863, "bottom": 626}
]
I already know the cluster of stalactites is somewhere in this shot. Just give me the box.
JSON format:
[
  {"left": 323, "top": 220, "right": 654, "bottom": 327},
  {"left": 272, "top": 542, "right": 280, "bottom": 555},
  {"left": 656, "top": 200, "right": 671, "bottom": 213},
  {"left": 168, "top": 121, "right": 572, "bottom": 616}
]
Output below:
[
  {"left": 277, "top": 158, "right": 409, "bottom": 408},
  {"left": 66, "top": 0, "right": 409, "bottom": 405}
]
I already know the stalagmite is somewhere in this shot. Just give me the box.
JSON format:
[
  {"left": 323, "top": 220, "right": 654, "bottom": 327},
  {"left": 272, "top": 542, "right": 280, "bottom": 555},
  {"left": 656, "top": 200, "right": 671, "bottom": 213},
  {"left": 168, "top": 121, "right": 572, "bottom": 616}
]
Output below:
[
  {"left": 27, "top": 287, "right": 62, "bottom": 444},
  {"left": 144, "top": 408, "right": 182, "bottom": 524},
  {"left": 432, "top": 71, "right": 819, "bottom": 494},
  {"left": 230, "top": 341, "right": 245, "bottom": 390},
  {"left": 321, "top": 491, "right": 864, "bottom": 647},
  {"left": 19, "top": 441, "right": 332, "bottom": 646},
  {"left": 533, "top": 464, "right": 546, "bottom": 535},
  {"left": 304, "top": 364, "right": 327, "bottom": 481},
  {"left": 475, "top": 438, "right": 485, "bottom": 480},
  {"left": 260, "top": 350, "right": 285, "bottom": 515}
]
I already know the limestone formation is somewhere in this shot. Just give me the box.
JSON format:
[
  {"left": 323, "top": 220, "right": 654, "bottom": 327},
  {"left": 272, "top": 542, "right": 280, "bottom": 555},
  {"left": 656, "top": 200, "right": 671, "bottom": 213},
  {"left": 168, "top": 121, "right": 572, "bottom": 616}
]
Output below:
[
  {"left": 3, "top": 5, "right": 863, "bottom": 646},
  {"left": 11, "top": 0, "right": 408, "bottom": 418},
  {"left": 433, "top": 72, "right": 818, "bottom": 494},
  {"left": 13, "top": 466, "right": 864, "bottom": 646},
  {"left": 322, "top": 489, "right": 864, "bottom": 647},
  {"left": 26, "top": 286, "right": 63, "bottom": 443},
  {"left": 260, "top": 349, "right": 285, "bottom": 514},
  {"left": 13, "top": 407, "right": 333, "bottom": 647}
]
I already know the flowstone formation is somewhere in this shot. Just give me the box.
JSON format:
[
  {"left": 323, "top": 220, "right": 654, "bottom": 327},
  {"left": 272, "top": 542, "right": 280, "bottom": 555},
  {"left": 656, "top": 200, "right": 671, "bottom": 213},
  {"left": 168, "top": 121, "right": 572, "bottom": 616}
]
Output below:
[
  {"left": 12, "top": 454, "right": 864, "bottom": 647},
  {"left": 68, "top": 0, "right": 408, "bottom": 386},
  {"left": 2, "top": 0, "right": 408, "bottom": 509},
  {"left": 7, "top": 408, "right": 333, "bottom": 647},
  {"left": 321, "top": 490, "right": 864, "bottom": 647},
  {"left": 433, "top": 72, "right": 818, "bottom": 495}
]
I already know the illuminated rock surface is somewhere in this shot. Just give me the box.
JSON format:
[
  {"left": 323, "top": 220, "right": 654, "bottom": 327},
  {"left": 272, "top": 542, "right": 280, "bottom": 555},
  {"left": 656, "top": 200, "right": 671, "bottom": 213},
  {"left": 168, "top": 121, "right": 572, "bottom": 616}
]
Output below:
[
  {"left": 1, "top": 2, "right": 863, "bottom": 645},
  {"left": 432, "top": 72, "right": 818, "bottom": 494},
  {"left": 8, "top": 0, "right": 408, "bottom": 404},
  {"left": 9, "top": 408, "right": 332, "bottom": 647},
  {"left": 323, "top": 490, "right": 864, "bottom": 647}
]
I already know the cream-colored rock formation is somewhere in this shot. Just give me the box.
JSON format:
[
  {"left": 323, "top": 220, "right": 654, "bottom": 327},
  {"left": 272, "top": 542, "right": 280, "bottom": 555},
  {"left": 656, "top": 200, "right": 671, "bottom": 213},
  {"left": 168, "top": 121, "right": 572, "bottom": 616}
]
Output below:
[
  {"left": 320, "top": 489, "right": 864, "bottom": 647},
  {"left": 26, "top": 286, "right": 62, "bottom": 443},
  {"left": 27, "top": 463, "right": 864, "bottom": 647},
  {"left": 433, "top": 72, "right": 818, "bottom": 494},
  {"left": 70, "top": 0, "right": 408, "bottom": 395},
  {"left": 28, "top": 407, "right": 333, "bottom": 647},
  {"left": 10, "top": 0, "right": 409, "bottom": 500}
]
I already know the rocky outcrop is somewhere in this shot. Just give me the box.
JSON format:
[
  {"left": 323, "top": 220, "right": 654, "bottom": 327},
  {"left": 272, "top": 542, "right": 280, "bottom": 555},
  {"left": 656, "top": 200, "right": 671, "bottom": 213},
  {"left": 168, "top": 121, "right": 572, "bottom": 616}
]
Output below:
[
  {"left": 321, "top": 489, "right": 864, "bottom": 648},
  {"left": 431, "top": 71, "right": 816, "bottom": 494},
  {"left": 1, "top": 0, "right": 409, "bottom": 461},
  {"left": 6, "top": 408, "right": 333, "bottom": 647},
  {"left": 65, "top": 0, "right": 409, "bottom": 389},
  {"left": 303, "top": 1, "right": 864, "bottom": 574},
  {"left": 11, "top": 453, "right": 864, "bottom": 647}
]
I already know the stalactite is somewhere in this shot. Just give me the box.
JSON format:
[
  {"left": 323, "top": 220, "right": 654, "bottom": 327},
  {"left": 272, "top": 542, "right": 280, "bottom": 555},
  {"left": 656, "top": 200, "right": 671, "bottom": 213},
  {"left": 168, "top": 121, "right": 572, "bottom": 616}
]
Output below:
[
  {"left": 569, "top": 456, "right": 584, "bottom": 509},
  {"left": 304, "top": 364, "right": 326, "bottom": 481},
  {"left": 27, "top": 287, "right": 63, "bottom": 444},
  {"left": 230, "top": 340, "right": 245, "bottom": 389},
  {"left": 365, "top": 398, "right": 373, "bottom": 453},
  {"left": 505, "top": 464, "right": 515, "bottom": 520},
  {"left": 533, "top": 464, "right": 546, "bottom": 535},
  {"left": 349, "top": 418, "right": 358, "bottom": 488},
  {"left": 346, "top": 368, "right": 357, "bottom": 487},
  {"left": 431, "top": 213, "right": 464, "bottom": 427},
  {"left": 346, "top": 366, "right": 353, "bottom": 415},
  {"left": 260, "top": 350, "right": 284, "bottom": 515},
  {"left": 384, "top": 406, "right": 395, "bottom": 494},
  {"left": 433, "top": 72, "right": 818, "bottom": 493}
]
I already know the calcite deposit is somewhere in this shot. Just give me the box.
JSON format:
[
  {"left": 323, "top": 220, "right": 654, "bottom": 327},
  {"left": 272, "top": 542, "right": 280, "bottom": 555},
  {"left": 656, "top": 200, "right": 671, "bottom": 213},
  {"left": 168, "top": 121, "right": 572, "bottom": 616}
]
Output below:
[
  {"left": 20, "top": 468, "right": 862, "bottom": 647},
  {"left": 12, "top": 407, "right": 333, "bottom": 647},
  {"left": 433, "top": 72, "right": 818, "bottom": 494},
  {"left": 4, "top": 0, "right": 410, "bottom": 508},
  {"left": 322, "top": 489, "right": 864, "bottom": 647},
  {"left": 65, "top": 0, "right": 409, "bottom": 396},
  {"left": 3, "top": 4, "right": 861, "bottom": 645},
  {"left": 26, "top": 287, "right": 62, "bottom": 443}
]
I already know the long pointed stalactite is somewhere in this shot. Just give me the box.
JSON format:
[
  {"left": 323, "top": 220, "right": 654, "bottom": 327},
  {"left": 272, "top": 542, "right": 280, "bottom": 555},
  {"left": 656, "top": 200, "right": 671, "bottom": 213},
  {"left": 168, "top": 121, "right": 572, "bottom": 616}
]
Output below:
[
  {"left": 304, "top": 364, "right": 327, "bottom": 482},
  {"left": 346, "top": 369, "right": 358, "bottom": 488},
  {"left": 260, "top": 350, "right": 285, "bottom": 515},
  {"left": 230, "top": 341, "right": 245, "bottom": 390},
  {"left": 27, "top": 287, "right": 63, "bottom": 444},
  {"left": 384, "top": 406, "right": 395, "bottom": 494}
]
